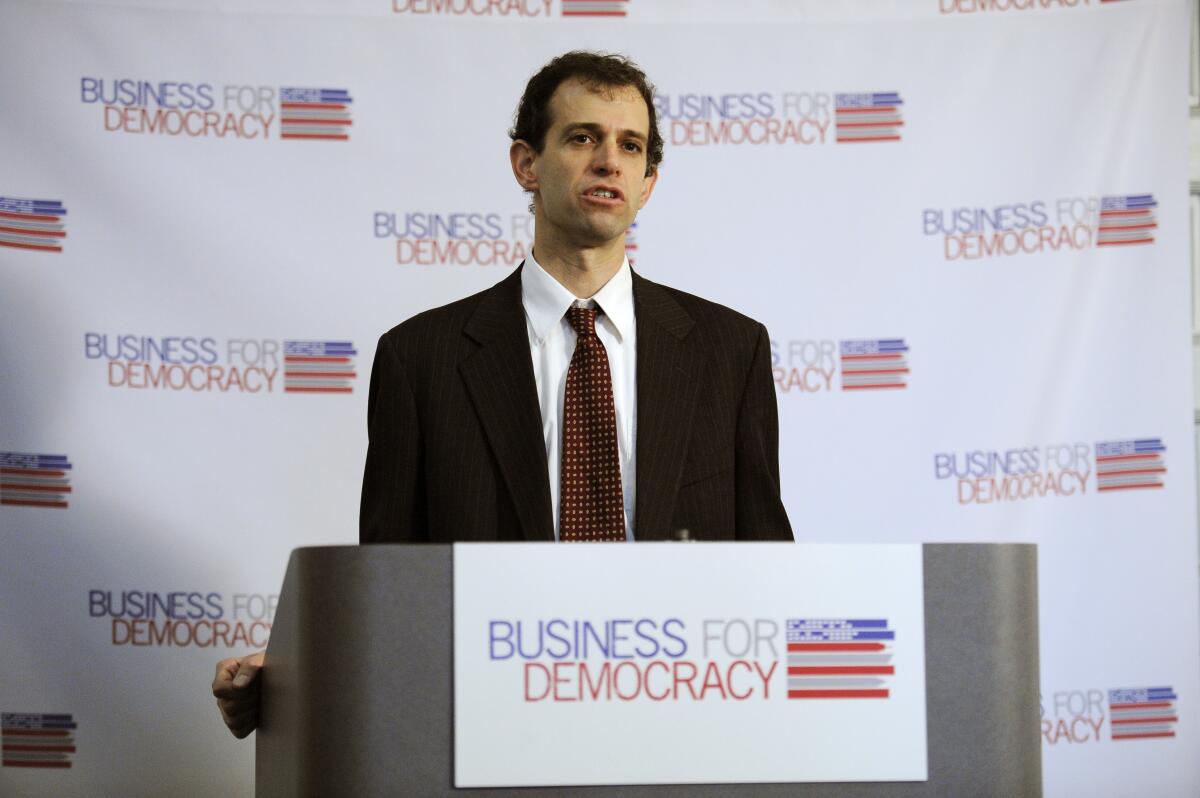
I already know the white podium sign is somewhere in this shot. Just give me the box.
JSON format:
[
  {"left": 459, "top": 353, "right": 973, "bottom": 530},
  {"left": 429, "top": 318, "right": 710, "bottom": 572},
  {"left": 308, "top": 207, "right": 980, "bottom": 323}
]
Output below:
[{"left": 453, "top": 543, "right": 927, "bottom": 788}]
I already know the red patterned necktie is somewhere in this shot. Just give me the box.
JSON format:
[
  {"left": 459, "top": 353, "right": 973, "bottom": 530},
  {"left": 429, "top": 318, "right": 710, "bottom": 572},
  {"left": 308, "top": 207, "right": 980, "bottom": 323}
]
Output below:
[{"left": 559, "top": 305, "right": 626, "bottom": 542}]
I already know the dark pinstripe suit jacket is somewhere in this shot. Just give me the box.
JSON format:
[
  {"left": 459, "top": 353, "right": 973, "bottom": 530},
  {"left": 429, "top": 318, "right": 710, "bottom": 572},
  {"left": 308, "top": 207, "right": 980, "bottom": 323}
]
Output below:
[{"left": 359, "top": 265, "right": 792, "bottom": 543}]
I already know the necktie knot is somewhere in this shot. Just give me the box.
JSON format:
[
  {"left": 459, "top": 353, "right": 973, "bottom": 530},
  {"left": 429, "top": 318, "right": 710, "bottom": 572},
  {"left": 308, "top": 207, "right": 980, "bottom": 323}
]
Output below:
[{"left": 566, "top": 305, "right": 598, "bottom": 339}]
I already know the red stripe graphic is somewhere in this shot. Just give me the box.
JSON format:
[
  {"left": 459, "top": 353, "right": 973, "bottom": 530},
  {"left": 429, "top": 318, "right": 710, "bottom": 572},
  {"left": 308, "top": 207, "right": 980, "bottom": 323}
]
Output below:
[
  {"left": 0, "top": 210, "right": 60, "bottom": 222},
  {"left": 788, "top": 665, "right": 895, "bottom": 676},
  {"left": 1099, "top": 209, "right": 1151, "bottom": 217},
  {"left": 284, "top": 371, "right": 357, "bottom": 379},
  {"left": 0, "top": 468, "right": 67, "bottom": 476},
  {"left": 837, "top": 137, "right": 902, "bottom": 143},
  {"left": 280, "top": 118, "right": 353, "bottom": 126},
  {"left": 836, "top": 106, "right": 898, "bottom": 114},
  {"left": 2, "top": 744, "right": 76, "bottom": 752},
  {"left": 787, "top": 642, "right": 885, "bottom": 652},
  {"left": 788, "top": 689, "right": 889, "bottom": 699},
  {"left": 836, "top": 120, "right": 905, "bottom": 129},
  {"left": 1097, "top": 223, "right": 1157, "bottom": 232},
  {"left": 284, "top": 387, "right": 353, "bottom": 393},
  {"left": 0, "top": 484, "right": 71, "bottom": 493},
  {"left": 280, "top": 102, "right": 348, "bottom": 110},
  {"left": 1096, "top": 453, "right": 1161, "bottom": 463},
  {"left": 0, "top": 225, "right": 65, "bottom": 237},
  {"left": 0, "top": 240, "right": 62, "bottom": 252},
  {"left": 1, "top": 499, "right": 68, "bottom": 507},
  {"left": 281, "top": 133, "right": 349, "bottom": 140},
  {"left": 1097, "top": 483, "right": 1163, "bottom": 492},
  {"left": 2, "top": 760, "right": 71, "bottom": 768},
  {"left": 1112, "top": 731, "right": 1176, "bottom": 739},
  {"left": 1097, "top": 467, "right": 1166, "bottom": 477},
  {"left": 1111, "top": 702, "right": 1173, "bottom": 710},
  {"left": 1111, "top": 716, "right": 1178, "bottom": 725},
  {"left": 843, "top": 383, "right": 907, "bottom": 390}
]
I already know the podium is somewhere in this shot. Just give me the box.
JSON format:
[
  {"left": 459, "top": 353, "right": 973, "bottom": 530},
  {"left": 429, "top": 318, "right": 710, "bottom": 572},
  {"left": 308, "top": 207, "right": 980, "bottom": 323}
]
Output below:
[{"left": 256, "top": 544, "right": 1040, "bottom": 796}]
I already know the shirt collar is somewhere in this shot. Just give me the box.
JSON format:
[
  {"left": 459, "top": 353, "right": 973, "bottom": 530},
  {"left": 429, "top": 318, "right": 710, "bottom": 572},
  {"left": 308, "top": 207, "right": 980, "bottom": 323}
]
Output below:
[{"left": 521, "top": 251, "right": 634, "bottom": 344}]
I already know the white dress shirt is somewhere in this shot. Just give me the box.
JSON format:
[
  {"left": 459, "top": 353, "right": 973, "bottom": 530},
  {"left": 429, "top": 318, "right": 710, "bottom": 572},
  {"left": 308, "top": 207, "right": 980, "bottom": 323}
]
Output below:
[{"left": 521, "top": 252, "right": 637, "bottom": 540}]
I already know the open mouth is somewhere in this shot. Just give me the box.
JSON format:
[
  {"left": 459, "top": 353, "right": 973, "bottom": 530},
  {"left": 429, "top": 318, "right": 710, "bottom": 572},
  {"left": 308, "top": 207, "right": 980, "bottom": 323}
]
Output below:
[{"left": 583, "top": 187, "right": 623, "bottom": 204}]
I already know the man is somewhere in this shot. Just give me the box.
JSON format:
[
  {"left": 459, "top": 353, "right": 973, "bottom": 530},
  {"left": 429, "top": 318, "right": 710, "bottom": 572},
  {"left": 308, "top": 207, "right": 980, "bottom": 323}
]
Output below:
[{"left": 214, "top": 51, "right": 792, "bottom": 738}]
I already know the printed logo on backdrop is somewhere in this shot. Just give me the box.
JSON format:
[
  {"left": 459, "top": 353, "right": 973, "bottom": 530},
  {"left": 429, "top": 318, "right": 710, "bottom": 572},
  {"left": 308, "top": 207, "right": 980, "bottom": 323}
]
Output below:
[
  {"left": 489, "top": 616, "right": 895, "bottom": 703},
  {"left": 0, "top": 453, "right": 72, "bottom": 509},
  {"left": 934, "top": 436, "right": 1165, "bottom": 504},
  {"left": 83, "top": 334, "right": 357, "bottom": 394},
  {"left": 388, "top": 0, "right": 626, "bottom": 16},
  {"left": 1041, "top": 686, "right": 1178, "bottom": 745},
  {"left": 656, "top": 91, "right": 903, "bottom": 147},
  {"left": 922, "top": 193, "right": 1157, "bottom": 260},
  {"left": 279, "top": 88, "right": 353, "bottom": 141},
  {"left": 283, "top": 341, "right": 357, "bottom": 393},
  {"left": 0, "top": 198, "right": 67, "bottom": 253},
  {"left": 772, "top": 339, "right": 910, "bottom": 394},
  {"left": 88, "top": 590, "right": 277, "bottom": 648},
  {"left": 1096, "top": 438, "right": 1166, "bottom": 491},
  {"left": 80, "top": 79, "right": 353, "bottom": 141},
  {"left": 2, "top": 713, "right": 76, "bottom": 769},
  {"left": 1097, "top": 195, "right": 1158, "bottom": 246},
  {"left": 1110, "top": 687, "right": 1177, "bottom": 740},
  {"left": 940, "top": 0, "right": 1124, "bottom": 15},
  {"left": 374, "top": 210, "right": 532, "bottom": 267},
  {"left": 835, "top": 94, "right": 903, "bottom": 143}
]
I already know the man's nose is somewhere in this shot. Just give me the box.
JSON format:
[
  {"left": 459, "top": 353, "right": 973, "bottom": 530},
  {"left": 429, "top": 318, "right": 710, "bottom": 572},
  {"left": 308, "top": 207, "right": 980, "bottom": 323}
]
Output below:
[{"left": 590, "top": 140, "right": 621, "bottom": 175}]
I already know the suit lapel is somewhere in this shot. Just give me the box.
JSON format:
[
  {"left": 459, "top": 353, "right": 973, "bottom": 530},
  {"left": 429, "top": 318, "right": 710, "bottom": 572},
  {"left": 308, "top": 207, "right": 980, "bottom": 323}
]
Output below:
[
  {"left": 632, "top": 272, "right": 704, "bottom": 541},
  {"left": 459, "top": 266, "right": 554, "bottom": 541}
]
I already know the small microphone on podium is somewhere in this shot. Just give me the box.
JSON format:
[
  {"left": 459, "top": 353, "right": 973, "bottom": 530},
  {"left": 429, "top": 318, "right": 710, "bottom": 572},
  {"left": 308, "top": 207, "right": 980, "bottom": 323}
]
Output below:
[{"left": 671, "top": 528, "right": 693, "bottom": 542}]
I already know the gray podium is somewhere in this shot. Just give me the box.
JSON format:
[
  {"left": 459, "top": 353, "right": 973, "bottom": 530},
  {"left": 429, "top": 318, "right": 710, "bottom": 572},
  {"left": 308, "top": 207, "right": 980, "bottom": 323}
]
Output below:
[{"left": 256, "top": 544, "right": 1040, "bottom": 797}]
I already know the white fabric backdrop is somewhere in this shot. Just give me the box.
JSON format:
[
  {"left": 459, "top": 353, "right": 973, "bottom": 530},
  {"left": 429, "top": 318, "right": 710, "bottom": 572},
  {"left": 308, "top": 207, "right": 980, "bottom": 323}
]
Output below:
[{"left": 1, "top": 0, "right": 1195, "bottom": 795}]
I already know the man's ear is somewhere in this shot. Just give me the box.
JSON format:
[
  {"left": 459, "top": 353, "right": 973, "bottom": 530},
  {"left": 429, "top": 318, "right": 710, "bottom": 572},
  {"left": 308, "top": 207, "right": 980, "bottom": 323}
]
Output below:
[
  {"left": 510, "top": 140, "right": 539, "bottom": 191},
  {"left": 638, "top": 168, "right": 659, "bottom": 211}
]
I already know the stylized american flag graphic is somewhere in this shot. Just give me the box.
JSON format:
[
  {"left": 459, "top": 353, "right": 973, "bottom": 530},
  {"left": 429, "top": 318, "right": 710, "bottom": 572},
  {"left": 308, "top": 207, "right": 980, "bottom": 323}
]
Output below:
[
  {"left": 834, "top": 93, "right": 903, "bottom": 143},
  {"left": 2, "top": 713, "right": 77, "bottom": 768},
  {"left": 283, "top": 340, "right": 357, "bottom": 393},
  {"left": 1095, "top": 438, "right": 1165, "bottom": 492},
  {"left": 279, "top": 88, "right": 353, "bottom": 141},
  {"left": 0, "top": 197, "right": 67, "bottom": 252},
  {"left": 562, "top": 0, "right": 628, "bottom": 16},
  {"left": 1109, "top": 687, "right": 1177, "bottom": 740},
  {"left": 0, "top": 453, "right": 72, "bottom": 508},
  {"left": 1097, "top": 195, "right": 1156, "bottom": 246},
  {"left": 785, "top": 619, "right": 895, "bottom": 699},
  {"left": 624, "top": 222, "right": 637, "bottom": 267},
  {"left": 840, "top": 339, "right": 909, "bottom": 390}
]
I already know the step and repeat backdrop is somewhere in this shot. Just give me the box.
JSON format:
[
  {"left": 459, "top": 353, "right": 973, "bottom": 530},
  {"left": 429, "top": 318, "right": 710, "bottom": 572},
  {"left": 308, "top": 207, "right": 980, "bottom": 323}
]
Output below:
[{"left": 1, "top": 0, "right": 1196, "bottom": 795}]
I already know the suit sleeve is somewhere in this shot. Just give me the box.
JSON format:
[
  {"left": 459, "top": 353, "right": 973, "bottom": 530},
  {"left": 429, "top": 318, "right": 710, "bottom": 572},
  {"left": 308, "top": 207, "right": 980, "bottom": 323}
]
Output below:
[
  {"left": 359, "top": 334, "right": 427, "bottom": 543},
  {"left": 734, "top": 324, "right": 794, "bottom": 540}
]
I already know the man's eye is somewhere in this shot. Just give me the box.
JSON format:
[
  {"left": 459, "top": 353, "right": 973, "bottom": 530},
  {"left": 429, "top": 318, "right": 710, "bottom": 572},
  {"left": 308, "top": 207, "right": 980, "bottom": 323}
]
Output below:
[
  {"left": 623, "top": 142, "right": 643, "bottom": 153},
  {"left": 572, "top": 133, "right": 593, "bottom": 143}
]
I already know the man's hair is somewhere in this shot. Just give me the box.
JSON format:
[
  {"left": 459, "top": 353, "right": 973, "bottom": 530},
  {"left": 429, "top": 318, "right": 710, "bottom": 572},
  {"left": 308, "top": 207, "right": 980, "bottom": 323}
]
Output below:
[{"left": 509, "top": 50, "right": 664, "bottom": 177}]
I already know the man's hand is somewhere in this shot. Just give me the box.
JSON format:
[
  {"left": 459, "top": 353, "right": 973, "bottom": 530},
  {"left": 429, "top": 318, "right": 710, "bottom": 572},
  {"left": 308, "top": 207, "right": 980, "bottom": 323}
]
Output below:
[{"left": 212, "top": 651, "right": 265, "bottom": 738}]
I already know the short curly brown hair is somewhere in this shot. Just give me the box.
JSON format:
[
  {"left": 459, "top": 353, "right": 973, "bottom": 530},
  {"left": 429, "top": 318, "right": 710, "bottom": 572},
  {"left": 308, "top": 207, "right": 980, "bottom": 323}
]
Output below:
[{"left": 509, "top": 51, "right": 664, "bottom": 177}]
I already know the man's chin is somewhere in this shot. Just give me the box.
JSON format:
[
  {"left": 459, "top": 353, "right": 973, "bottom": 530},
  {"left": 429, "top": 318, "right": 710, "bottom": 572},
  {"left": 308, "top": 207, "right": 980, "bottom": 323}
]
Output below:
[{"left": 575, "top": 218, "right": 633, "bottom": 248}]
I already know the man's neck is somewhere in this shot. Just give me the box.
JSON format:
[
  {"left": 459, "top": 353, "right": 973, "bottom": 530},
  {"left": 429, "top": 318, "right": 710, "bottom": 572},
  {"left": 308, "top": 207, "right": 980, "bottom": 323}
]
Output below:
[{"left": 531, "top": 237, "right": 626, "bottom": 299}]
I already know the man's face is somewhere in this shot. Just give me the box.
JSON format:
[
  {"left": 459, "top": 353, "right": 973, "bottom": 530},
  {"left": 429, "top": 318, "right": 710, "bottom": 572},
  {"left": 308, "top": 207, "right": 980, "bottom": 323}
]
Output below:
[{"left": 521, "top": 78, "right": 658, "bottom": 251}]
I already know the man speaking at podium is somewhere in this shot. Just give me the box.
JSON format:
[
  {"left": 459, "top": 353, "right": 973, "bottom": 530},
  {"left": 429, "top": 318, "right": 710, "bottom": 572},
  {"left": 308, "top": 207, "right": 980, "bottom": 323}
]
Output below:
[{"left": 214, "top": 50, "right": 792, "bottom": 737}]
